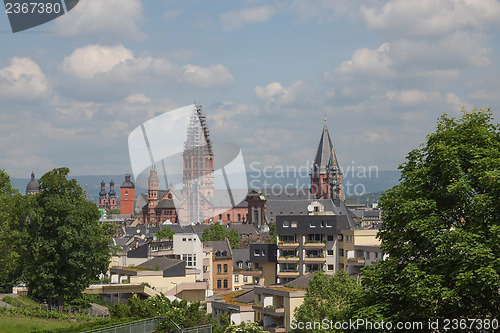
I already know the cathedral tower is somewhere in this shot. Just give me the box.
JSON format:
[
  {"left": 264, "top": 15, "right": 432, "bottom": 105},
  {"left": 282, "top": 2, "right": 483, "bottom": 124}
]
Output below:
[
  {"left": 182, "top": 104, "right": 214, "bottom": 224},
  {"left": 310, "top": 117, "right": 342, "bottom": 199}
]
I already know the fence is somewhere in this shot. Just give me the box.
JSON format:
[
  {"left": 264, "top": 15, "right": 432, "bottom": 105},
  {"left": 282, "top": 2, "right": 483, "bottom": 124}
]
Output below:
[
  {"left": 81, "top": 317, "right": 212, "bottom": 333},
  {"left": 81, "top": 317, "right": 160, "bottom": 333}
]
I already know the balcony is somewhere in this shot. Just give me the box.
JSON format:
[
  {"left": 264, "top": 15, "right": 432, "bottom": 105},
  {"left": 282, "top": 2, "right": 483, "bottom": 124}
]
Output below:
[
  {"left": 347, "top": 258, "right": 366, "bottom": 266},
  {"left": 277, "top": 256, "right": 300, "bottom": 263},
  {"left": 252, "top": 305, "right": 285, "bottom": 316},
  {"left": 277, "top": 241, "right": 299, "bottom": 249},
  {"left": 303, "top": 256, "right": 326, "bottom": 263},
  {"left": 277, "top": 271, "right": 300, "bottom": 278},
  {"left": 303, "top": 242, "right": 326, "bottom": 249}
]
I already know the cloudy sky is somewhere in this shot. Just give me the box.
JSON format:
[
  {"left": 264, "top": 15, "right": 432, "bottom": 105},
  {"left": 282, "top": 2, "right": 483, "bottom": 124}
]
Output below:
[{"left": 1, "top": 0, "right": 500, "bottom": 179}]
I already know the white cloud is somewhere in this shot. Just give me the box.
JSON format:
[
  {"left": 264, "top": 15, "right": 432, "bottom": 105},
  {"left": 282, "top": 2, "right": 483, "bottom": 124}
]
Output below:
[
  {"left": 53, "top": 0, "right": 144, "bottom": 39},
  {"left": 125, "top": 93, "right": 151, "bottom": 104},
  {"left": 361, "top": 0, "right": 500, "bottom": 37},
  {"left": 62, "top": 44, "right": 134, "bottom": 79},
  {"left": 335, "top": 43, "right": 394, "bottom": 77},
  {"left": 178, "top": 64, "right": 235, "bottom": 89},
  {"left": 385, "top": 90, "right": 442, "bottom": 107},
  {"left": 254, "top": 81, "right": 312, "bottom": 106},
  {"left": 0, "top": 57, "right": 49, "bottom": 100},
  {"left": 220, "top": 6, "right": 275, "bottom": 31}
]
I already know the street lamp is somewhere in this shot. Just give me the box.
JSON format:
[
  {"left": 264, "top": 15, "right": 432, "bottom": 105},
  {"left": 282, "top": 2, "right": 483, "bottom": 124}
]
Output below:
[{"left": 171, "top": 281, "right": 178, "bottom": 297}]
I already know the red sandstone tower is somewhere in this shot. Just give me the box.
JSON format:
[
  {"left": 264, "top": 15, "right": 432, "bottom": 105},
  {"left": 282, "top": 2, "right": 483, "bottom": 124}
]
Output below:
[{"left": 120, "top": 174, "right": 135, "bottom": 215}]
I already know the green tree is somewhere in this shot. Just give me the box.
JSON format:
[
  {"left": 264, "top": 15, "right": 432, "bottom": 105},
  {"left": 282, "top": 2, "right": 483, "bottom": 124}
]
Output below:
[
  {"left": 224, "top": 321, "right": 264, "bottom": 333},
  {"left": 361, "top": 109, "right": 500, "bottom": 326},
  {"left": 156, "top": 226, "right": 175, "bottom": 240},
  {"left": 201, "top": 222, "right": 241, "bottom": 249},
  {"left": 0, "top": 170, "right": 29, "bottom": 292},
  {"left": 24, "top": 168, "right": 112, "bottom": 306},
  {"left": 291, "top": 270, "right": 363, "bottom": 333}
]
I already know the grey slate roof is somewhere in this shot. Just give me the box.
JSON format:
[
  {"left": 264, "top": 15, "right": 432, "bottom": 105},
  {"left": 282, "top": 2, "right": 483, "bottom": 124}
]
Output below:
[
  {"left": 312, "top": 122, "right": 340, "bottom": 174},
  {"left": 285, "top": 272, "right": 315, "bottom": 289},
  {"left": 232, "top": 248, "right": 250, "bottom": 270},
  {"left": 204, "top": 239, "right": 233, "bottom": 259},
  {"left": 138, "top": 257, "right": 184, "bottom": 271}
]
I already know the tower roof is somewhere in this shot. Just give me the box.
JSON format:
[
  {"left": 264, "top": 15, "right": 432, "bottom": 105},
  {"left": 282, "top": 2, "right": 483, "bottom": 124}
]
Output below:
[
  {"left": 312, "top": 121, "right": 340, "bottom": 174},
  {"left": 26, "top": 171, "right": 39, "bottom": 194}
]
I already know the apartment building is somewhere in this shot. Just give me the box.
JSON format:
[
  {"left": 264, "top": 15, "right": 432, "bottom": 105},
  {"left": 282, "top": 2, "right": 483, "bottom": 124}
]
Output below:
[
  {"left": 204, "top": 239, "right": 234, "bottom": 294},
  {"left": 337, "top": 229, "right": 383, "bottom": 275},
  {"left": 275, "top": 215, "right": 349, "bottom": 283}
]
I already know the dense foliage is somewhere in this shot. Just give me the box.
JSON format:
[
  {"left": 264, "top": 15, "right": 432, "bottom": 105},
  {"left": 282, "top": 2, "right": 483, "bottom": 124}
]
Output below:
[
  {"left": 291, "top": 271, "right": 363, "bottom": 333},
  {"left": 201, "top": 222, "right": 241, "bottom": 249},
  {"left": 360, "top": 109, "right": 500, "bottom": 328},
  {"left": 109, "top": 294, "right": 216, "bottom": 331},
  {"left": 0, "top": 170, "right": 29, "bottom": 292}
]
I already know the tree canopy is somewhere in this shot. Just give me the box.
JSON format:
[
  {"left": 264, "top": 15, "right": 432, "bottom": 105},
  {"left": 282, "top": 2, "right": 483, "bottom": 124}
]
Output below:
[
  {"left": 24, "top": 168, "right": 112, "bottom": 306},
  {"left": 361, "top": 109, "right": 500, "bottom": 325},
  {"left": 0, "top": 170, "right": 28, "bottom": 292},
  {"left": 291, "top": 270, "right": 363, "bottom": 333},
  {"left": 201, "top": 222, "right": 241, "bottom": 249}
]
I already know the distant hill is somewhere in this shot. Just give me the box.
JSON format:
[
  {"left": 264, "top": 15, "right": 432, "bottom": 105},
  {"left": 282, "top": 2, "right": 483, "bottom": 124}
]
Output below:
[{"left": 11, "top": 170, "right": 401, "bottom": 204}]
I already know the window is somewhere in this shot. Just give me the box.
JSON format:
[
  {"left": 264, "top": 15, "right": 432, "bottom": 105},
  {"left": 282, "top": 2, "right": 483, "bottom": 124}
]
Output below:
[
  {"left": 283, "top": 221, "right": 290, "bottom": 228},
  {"left": 217, "top": 280, "right": 221, "bottom": 289},
  {"left": 238, "top": 214, "right": 241, "bottom": 222},
  {"left": 125, "top": 191, "right": 128, "bottom": 200},
  {"left": 310, "top": 221, "right": 317, "bottom": 228},
  {"left": 235, "top": 275, "right": 239, "bottom": 282},
  {"left": 328, "top": 265, "right": 334, "bottom": 271},
  {"left": 327, "top": 250, "right": 334, "bottom": 256},
  {"left": 227, "top": 214, "right": 230, "bottom": 221},
  {"left": 254, "top": 249, "right": 261, "bottom": 256},
  {"left": 182, "top": 254, "right": 196, "bottom": 267},
  {"left": 243, "top": 276, "right": 248, "bottom": 282},
  {"left": 238, "top": 261, "right": 243, "bottom": 268},
  {"left": 375, "top": 252, "right": 379, "bottom": 259},
  {"left": 262, "top": 250, "right": 266, "bottom": 256},
  {"left": 247, "top": 262, "right": 252, "bottom": 268},
  {"left": 291, "top": 221, "right": 297, "bottom": 227},
  {"left": 182, "top": 238, "right": 186, "bottom": 241},
  {"left": 217, "top": 264, "right": 221, "bottom": 273},
  {"left": 223, "top": 279, "right": 228, "bottom": 288},
  {"left": 223, "top": 264, "right": 228, "bottom": 273},
  {"left": 219, "top": 214, "right": 222, "bottom": 220},
  {"left": 339, "top": 249, "right": 344, "bottom": 257},
  {"left": 327, "top": 235, "right": 334, "bottom": 241},
  {"left": 326, "top": 220, "right": 333, "bottom": 227},
  {"left": 151, "top": 245, "right": 158, "bottom": 251}
]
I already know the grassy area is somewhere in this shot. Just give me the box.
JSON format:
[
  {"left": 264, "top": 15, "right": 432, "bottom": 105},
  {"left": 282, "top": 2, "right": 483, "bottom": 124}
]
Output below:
[{"left": 0, "top": 314, "right": 76, "bottom": 333}]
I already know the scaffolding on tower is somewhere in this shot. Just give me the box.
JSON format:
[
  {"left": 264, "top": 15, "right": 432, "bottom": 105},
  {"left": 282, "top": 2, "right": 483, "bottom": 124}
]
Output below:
[{"left": 183, "top": 103, "right": 213, "bottom": 224}]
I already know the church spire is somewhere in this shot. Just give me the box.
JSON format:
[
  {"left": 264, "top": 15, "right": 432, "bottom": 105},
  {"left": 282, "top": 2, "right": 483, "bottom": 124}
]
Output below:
[{"left": 310, "top": 118, "right": 342, "bottom": 199}]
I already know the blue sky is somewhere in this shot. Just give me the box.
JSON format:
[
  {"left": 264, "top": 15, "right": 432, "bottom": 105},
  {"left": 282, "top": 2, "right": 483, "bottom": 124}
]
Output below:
[{"left": 1, "top": 0, "right": 500, "bottom": 178}]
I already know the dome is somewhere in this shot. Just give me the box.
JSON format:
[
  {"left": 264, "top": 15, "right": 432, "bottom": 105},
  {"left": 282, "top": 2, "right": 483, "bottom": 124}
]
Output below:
[{"left": 26, "top": 171, "right": 39, "bottom": 194}]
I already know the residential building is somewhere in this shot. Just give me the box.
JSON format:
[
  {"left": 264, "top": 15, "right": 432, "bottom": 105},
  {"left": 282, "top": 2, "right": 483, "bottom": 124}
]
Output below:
[
  {"left": 338, "top": 229, "right": 382, "bottom": 275},
  {"left": 205, "top": 239, "right": 234, "bottom": 294},
  {"left": 250, "top": 243, "right": 277, "bottom": 286},
  {"left": 275, "top": 214, "right": 350, "bottom": 283}
]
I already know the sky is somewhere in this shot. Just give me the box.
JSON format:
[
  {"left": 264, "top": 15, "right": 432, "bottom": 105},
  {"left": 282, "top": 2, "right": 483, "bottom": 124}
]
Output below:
[{"left": 1, "top": 0, "right": 500, "bottom": 180}]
